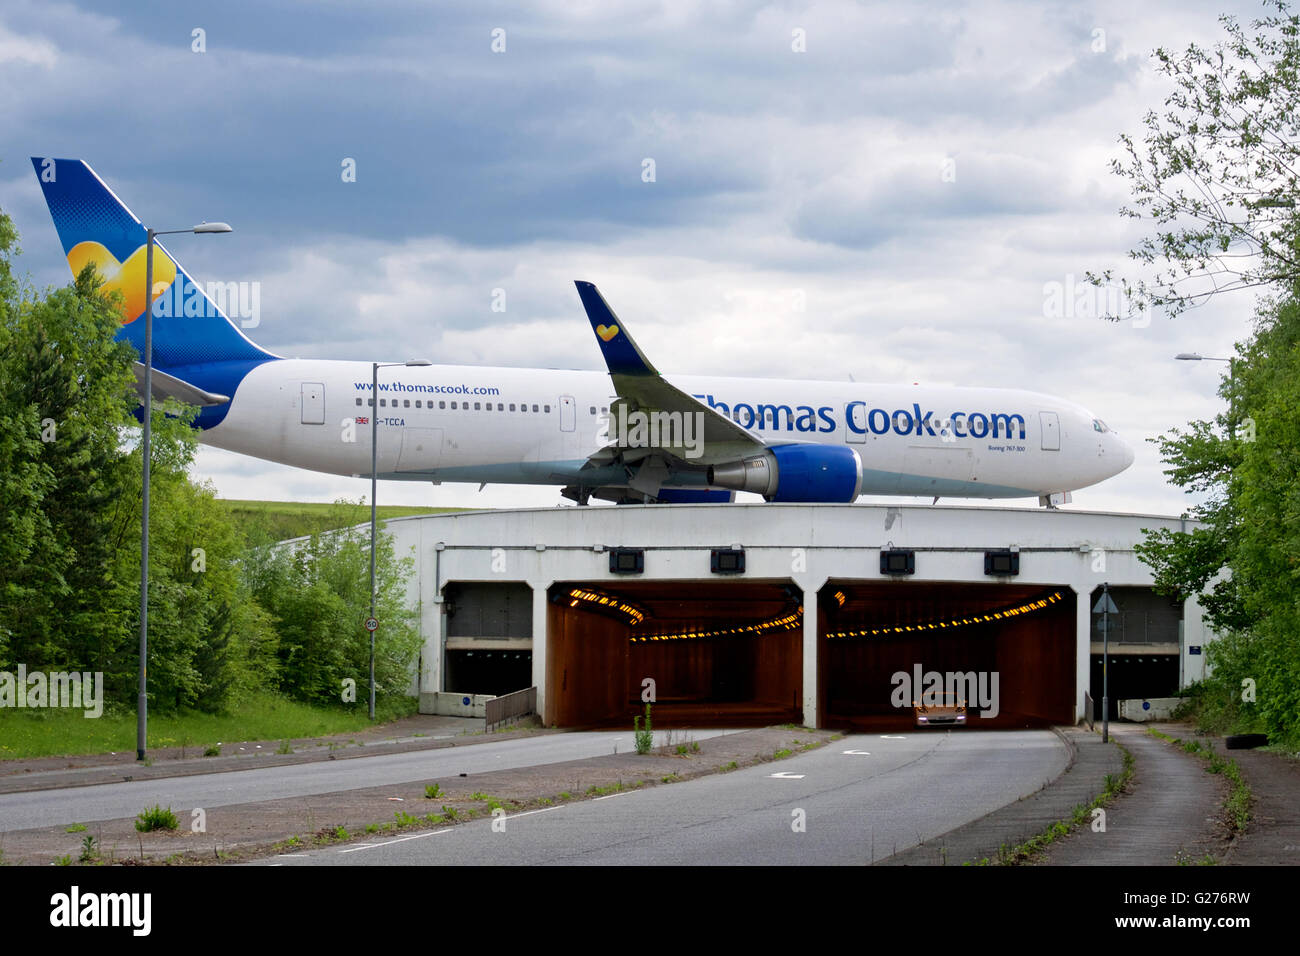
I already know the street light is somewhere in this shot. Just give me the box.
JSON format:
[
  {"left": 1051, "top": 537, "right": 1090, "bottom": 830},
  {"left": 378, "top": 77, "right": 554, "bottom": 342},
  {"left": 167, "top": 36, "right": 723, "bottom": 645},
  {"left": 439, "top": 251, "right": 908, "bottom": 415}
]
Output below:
[
  {"left": 1174, "top": 352, "right": 1231, "bottom": 362},
  {"left": 139, "top": 221, "right": 232, "bottom": 762},
  {"left": 368, "top": 358, "right": 432, "bottom": 719}
]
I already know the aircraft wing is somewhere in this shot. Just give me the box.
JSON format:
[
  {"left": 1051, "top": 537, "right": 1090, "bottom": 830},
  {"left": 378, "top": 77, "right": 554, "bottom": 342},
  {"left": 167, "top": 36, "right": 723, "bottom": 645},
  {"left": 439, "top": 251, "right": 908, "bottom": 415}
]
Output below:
[{"left": 574, "top": 280, "right": 766, "bottom": 465}]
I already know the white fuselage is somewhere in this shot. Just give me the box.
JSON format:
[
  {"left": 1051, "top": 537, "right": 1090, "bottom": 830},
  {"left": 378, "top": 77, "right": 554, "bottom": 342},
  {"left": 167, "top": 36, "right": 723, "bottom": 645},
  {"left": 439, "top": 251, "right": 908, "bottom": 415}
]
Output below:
[{"left": 202, "top": 360, "right": 1132, "bottom": 498}]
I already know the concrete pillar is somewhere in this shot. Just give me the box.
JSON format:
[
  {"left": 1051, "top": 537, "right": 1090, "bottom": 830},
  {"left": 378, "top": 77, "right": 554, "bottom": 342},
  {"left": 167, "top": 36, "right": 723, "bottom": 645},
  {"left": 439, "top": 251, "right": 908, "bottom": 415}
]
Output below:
[
  {"left": 531, "top": 581, "right": 551, "bottom": 724},
  {"left": 801, "top": 580, "right": 825, "bottom": 729},
  {"left": 1076, "top": 585, "right": 1092, "bottom": 724}
]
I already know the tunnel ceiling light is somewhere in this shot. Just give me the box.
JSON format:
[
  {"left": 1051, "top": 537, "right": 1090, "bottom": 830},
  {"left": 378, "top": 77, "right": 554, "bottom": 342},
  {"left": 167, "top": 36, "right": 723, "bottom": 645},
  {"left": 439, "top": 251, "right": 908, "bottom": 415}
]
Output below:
[
  {"left": 826, "top": 589, "right": 1065, "bottom": 639},
  {"left": 630, "top": 607, "right": 802, "bottom": 643},
  {"left": 564, "top": 587, "right": 645, "bottom": 626}
]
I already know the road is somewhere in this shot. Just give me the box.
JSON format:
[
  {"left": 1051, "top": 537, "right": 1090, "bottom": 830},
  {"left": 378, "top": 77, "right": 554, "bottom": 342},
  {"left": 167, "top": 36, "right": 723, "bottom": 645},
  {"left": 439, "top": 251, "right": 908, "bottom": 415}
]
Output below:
[
  {"left": 260, "top": 729, "right": 1068, "bottom": 865},
  {"left": 0, "top": 730, "right": 738, "bottom": 832}
]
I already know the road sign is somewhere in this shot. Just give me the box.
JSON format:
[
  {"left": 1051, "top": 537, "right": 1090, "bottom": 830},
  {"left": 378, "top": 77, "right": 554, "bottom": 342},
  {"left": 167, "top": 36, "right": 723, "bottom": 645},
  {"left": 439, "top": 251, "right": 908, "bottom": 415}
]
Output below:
[
  {"left": 1093, "top": 593, "right": 1119, "bottom": 615},
  {"left": 364, "top": 617, "right": 379, "bottom": 632}
]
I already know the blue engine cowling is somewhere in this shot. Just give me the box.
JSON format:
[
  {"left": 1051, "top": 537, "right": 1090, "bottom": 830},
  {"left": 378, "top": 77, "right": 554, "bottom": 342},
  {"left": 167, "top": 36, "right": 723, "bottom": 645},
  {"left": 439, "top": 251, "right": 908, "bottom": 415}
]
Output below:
[{"left": 707, "top": 444, "right": 863, "bottom": 503}]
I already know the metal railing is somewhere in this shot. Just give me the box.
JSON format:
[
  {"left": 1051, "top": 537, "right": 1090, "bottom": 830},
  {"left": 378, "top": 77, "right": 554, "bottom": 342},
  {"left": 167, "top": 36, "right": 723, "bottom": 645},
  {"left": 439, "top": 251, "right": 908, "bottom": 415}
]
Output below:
[{"left": 486, "top": 686, "right": 537, "bottom": 732}]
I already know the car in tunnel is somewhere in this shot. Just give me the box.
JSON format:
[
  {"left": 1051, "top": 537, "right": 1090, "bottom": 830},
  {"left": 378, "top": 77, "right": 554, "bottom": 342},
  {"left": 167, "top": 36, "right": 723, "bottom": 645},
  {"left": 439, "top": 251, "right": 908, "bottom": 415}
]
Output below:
[{"left": 913, "top": 692, "right": 968, "bottom": 728}]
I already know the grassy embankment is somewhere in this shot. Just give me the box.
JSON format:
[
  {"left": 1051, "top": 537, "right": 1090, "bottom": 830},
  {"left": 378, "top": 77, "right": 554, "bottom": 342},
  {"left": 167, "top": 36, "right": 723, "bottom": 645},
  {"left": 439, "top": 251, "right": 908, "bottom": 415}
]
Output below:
[{"left": 0, "top": 499, "right": 469, "bottom": 761}]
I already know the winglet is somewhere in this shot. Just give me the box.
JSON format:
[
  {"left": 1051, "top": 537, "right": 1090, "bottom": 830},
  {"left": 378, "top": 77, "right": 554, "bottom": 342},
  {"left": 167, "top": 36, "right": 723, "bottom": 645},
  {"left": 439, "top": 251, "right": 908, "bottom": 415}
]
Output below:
[{"left": 575, "top": 281, "right": 660, "bottom": 377}]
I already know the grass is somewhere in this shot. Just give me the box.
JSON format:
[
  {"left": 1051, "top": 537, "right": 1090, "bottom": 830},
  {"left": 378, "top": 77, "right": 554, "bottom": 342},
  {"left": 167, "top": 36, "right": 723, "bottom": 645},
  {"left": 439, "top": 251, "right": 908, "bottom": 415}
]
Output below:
[
  {"left": 135, "top": 804, "right": 179, "bottom": 833},
  {"left": 213, "top": 498, "right": 466, "bottom": 546},
  {"left": 772, "top": 748, "right": 793, "bottom": 760},
  {"left": 65, "top": 823, "right": 87, "bottom": 833},
  {"left": 424, "top": 783, "right": 442, "bottom": 799},
  {"left": 0, "top": 689, "right": 418, "bottom": 761}
]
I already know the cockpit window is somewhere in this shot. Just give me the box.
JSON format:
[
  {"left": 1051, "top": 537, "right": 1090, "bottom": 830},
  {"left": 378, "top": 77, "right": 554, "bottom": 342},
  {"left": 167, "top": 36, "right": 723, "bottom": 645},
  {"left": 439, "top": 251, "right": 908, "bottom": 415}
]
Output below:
[{"left": 1092, "top": 419, "right": 1109, "bottom": 433}]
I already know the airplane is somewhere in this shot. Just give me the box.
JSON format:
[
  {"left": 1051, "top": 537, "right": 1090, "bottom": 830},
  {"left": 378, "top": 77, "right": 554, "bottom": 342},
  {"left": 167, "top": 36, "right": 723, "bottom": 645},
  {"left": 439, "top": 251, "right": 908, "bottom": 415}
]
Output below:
[{"left": 32, "top": 157, "right": 1134, "bottom": 507}]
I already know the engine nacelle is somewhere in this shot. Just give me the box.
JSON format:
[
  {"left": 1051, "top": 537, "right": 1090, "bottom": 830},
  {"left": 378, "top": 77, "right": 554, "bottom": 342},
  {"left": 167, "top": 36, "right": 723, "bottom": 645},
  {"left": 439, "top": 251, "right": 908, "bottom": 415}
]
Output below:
[{"left": 707, "top": 444, "right": 863, "bottom": 503}]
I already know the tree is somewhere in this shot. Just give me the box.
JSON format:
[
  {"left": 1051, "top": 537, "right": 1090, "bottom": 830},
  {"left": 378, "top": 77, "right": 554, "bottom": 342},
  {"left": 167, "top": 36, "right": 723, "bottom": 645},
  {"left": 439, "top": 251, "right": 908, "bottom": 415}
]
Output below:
[
  {"left": 1136, "top": 291, "right": 1300, "bottom": 744},
  {"left": 242, "top": 501, "right": 419, "bottom": 709},
  {"left": 1091, "top": 0, "right": 1300, "bottom": 319}
]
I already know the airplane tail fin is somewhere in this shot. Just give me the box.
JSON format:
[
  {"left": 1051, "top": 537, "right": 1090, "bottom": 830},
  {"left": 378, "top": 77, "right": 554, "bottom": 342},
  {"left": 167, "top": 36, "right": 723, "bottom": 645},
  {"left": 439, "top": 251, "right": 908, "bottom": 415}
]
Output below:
[{"left": 31, "top": 157, "right": 278, "bottom": 374}]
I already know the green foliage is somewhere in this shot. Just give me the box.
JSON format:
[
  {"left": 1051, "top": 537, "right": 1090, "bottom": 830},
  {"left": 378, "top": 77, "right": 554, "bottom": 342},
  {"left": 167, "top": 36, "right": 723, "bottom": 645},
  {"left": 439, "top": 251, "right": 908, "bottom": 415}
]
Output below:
[
  {"left": 78, "top": 834, "right": 98, "bottom": 863},
  {"left": 215, "top": 499, "right": 462, "bottom": 548},
  {"left": 633, "top": 701, "right": 653, "bottom": 754},
  {"left": 1090, "top": 1, "right": 1300, "bottom": 319},
  {"left": 134, "top": 805, "right": 179, "bottom": 832},
  {"left": 424, "top": 783, "right": 442, "bottom": 799},
  {"left": 203, "top": 744, "right": 221, "bottom": 757},
  {"left": 65, "top": 823, "right": 87, "bottom": 833},
  {"left": 242, "top": 505, "right": 420, "bottom": 708},
  {"left": 276, "top": 739, "right": 293, "bottom": 755},
  {"left": 1136, "top": 294, "right": 1300, "bottom": 747}
]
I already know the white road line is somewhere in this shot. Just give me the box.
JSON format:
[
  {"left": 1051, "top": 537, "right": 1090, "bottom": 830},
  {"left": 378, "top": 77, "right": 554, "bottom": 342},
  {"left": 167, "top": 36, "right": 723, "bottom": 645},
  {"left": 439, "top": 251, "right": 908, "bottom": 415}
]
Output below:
[
  {"left": 509, "top": 804, "right": 566, "bottom": 817},
  {"left": 338, "top": 828, "right": 452, "bottom": 853},
  {"left": 592, "top": 790, "right": 635, "bottom": 801}
]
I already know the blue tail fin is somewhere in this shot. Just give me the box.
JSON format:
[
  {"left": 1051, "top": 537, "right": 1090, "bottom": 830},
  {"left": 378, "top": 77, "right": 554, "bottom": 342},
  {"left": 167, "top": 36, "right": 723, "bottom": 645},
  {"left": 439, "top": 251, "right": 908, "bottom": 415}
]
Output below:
[{"left": 31, "top": 157, "right": 278, "bottom": 375}]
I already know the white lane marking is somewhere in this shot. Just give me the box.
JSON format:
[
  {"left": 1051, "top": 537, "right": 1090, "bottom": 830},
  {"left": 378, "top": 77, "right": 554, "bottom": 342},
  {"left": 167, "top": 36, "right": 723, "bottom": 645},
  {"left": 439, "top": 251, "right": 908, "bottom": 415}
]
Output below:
[
  {"left": 769, "top": 772, "right": 806, "bottom": 779},
  {"left": 509, "top": 805, "right": 566, "bottom": 817},
  {"left": 841, "top": 750, "right": 872, "bottom": 755},
  {"left": 338, "top": 828, "right": 453, "bottom": 853},
  {"left": 593, "top": 790, "right": 635, "bottom": 801},
  {"left": 880, "top": 735, "right": 906, "bottom": 739}
]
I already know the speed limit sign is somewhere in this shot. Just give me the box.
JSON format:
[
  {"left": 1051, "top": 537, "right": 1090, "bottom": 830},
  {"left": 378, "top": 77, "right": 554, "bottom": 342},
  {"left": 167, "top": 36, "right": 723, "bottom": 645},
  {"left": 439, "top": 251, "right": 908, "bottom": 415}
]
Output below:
[{"left": 364, "top": 617, "right": 379, "bottom": 632}]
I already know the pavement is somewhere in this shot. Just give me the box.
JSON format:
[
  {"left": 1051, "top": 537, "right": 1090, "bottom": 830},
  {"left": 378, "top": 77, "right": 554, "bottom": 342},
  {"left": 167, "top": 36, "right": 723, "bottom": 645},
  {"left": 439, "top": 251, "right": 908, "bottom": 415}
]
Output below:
[
  {"left": 880, "top": 724, "right": 1124, "bottom": 865},
  {"left": 1040, "top": 723, "right": 1228, "bottom": 865}
]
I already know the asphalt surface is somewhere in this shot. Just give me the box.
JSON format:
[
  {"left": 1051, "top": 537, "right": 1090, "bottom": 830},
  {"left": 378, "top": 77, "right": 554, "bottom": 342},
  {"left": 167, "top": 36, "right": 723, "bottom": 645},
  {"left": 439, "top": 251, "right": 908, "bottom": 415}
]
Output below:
[
  {"left": 1043, "top": 724, "right": 1225, "bottom": 865},
  {"left": 258, "top": 729, "right": 1069, "bottom": 866},
  {"left": 0, "top": 729, "right": 738, "bottom": 832}
]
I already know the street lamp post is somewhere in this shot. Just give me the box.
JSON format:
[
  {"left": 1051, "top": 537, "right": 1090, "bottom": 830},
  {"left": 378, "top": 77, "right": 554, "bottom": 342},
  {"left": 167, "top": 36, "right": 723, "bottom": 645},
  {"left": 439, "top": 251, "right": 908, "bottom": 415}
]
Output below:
[
  {"left": 368, "top": 359, "right": 432, "bottom": 720},
  {"left": 1175, "top": 352, "right": 1236, "bottom": 435},
  {"left": 138, "top": 221, "right": 232, "bottom": 762}
]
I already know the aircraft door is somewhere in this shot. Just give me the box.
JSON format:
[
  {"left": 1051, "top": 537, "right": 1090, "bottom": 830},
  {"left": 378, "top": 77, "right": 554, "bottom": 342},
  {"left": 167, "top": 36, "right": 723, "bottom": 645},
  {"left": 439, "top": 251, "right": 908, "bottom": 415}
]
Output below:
[
  {"left": 1039, "top": 411, "right": 1060, "bottom": 451},
  {"left": 559, "top": 395, "right": 576, "bottom": 432},
  {"left": 301, "top": 382, "right": 325, "bottom": 425}
]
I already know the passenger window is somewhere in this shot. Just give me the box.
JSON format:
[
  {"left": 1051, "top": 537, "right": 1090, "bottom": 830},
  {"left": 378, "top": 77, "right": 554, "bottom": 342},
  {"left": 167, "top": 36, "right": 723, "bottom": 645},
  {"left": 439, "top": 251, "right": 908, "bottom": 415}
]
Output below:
[
  {"left": 439, "top": 401, "right": 446, "bottom": 409},
  {"left": 509, "top": 403, "right": 516, "bottom": 411},
  {"left": 451, "top": 401, "right": 457, "bottom": 409},
  {"left": 404, "top": 400, "right": 410, "bottom": 408},
  {"left": 355, "top": 398, "right": 362, "bottom": 406},
  {"left": 474, "top": 402, "right": 481, "bottom": 410},
  {"left": 532, "top": 404, "right": 539, "bottom": 413},
  {"left": 544, "top": 405, "right": 551, "bottom": 413}
]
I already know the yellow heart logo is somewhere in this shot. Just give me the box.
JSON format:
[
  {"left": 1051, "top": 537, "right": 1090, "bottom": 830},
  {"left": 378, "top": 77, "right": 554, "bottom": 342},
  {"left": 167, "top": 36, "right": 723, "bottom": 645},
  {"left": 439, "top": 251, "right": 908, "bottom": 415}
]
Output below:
[
  {"left": 66, "top": 241, "right": 177, "bottom": 324},
  {"left": 596, "top": 324, "right": 619, "bottom": 342}
]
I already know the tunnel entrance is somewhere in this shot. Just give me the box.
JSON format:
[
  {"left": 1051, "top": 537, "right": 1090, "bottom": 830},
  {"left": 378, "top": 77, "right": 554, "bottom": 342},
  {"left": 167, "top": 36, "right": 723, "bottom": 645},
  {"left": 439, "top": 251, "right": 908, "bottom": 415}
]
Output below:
[
  {"left": 547, "top": 580, "right": 803, "bottom": 728},
  {"left": 820, "top": 581, "right": 1077, "bottom": 730},
  {"left": 442, "top": 583, "right": 533, "bottom": 697},
  {"left": 1089, "top": 586, "right": 1183, "bottom": 721}
]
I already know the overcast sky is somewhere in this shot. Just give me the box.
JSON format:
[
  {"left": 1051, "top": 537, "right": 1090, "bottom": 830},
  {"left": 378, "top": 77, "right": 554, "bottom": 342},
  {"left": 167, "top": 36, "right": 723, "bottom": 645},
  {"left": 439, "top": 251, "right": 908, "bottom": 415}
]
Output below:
[{"left": 0, "top": 0, "right": 1268, "bottom": 516}]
